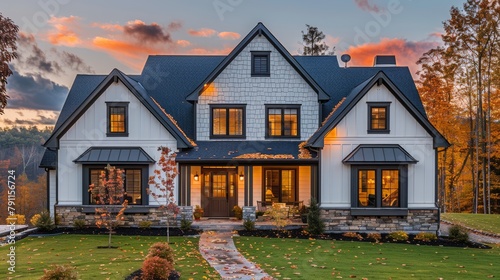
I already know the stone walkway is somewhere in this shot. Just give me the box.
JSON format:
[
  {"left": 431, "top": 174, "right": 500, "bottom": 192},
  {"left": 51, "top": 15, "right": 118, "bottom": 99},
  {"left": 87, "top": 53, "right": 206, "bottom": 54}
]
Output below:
[
  {"left": 199, "top": 231, "right": 272, "bottom": 279},
  {"left": 440, "top": 222, "right": 500, "bottom": 244}
]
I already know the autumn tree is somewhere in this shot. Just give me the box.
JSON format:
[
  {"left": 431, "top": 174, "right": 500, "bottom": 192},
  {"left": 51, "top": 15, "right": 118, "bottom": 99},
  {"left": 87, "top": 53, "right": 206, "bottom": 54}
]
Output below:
[
  {"left": 147, "top": 146, "right": 179, "bottom": 243},
  {"left": 0, "top": 13, "right": 19, "bottom": 114},
  {"left": 89, "top": 164, "right": 128, "bottom": 248},
  {"left": 301, "top": 24, "right": 333, "bottom": 56}
]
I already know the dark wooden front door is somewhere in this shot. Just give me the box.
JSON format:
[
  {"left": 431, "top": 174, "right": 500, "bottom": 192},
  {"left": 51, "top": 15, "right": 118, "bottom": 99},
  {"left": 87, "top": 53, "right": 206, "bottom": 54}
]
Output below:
[{"left": 202, "top": 170, "right": 237, "bottom": 217}]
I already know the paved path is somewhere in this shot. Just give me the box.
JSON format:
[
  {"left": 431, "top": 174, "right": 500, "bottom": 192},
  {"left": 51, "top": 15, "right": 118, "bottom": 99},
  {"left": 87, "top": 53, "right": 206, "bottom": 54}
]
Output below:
[
  {"left": 199, "top": 231, "right": 272, "bottom": 279},
  {"left": 440, "top": 222, "right": 500, "bottom": 244}
]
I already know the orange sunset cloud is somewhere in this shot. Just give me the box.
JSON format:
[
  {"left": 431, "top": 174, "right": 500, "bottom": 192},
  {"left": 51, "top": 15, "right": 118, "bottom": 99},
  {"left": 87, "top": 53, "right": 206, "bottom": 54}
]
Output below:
[
  {"left": 188, "top": 28, "right": 216, "bottom": 37},
  {"left": 218, "top": 31, "right": 241, "bottom": 40},
  {"left": 47, "top": 16, "right": 82, "bottom": 46}
]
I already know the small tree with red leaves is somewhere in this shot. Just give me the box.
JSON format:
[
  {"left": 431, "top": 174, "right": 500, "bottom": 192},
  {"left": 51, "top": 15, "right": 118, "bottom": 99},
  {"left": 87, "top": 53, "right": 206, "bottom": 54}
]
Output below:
[
  {"left": 89, "top": 164, "right": 128, "bottom": 248},
  {"left": 147, "top": 146, "right": 179, "bottom": 242}
]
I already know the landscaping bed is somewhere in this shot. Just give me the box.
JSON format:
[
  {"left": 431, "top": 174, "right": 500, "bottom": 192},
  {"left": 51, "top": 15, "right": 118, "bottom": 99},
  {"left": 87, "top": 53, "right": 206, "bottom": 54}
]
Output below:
[
  {"left": 34, "top": 226, "right": 200, "bottom": 236},
  {"left": 237, "top": 228, "right": 492, "bottom": 249}
]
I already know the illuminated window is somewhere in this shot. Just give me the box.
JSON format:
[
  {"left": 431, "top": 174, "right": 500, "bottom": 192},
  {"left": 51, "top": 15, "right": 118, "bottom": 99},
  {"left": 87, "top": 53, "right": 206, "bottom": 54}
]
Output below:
[
  {"left": 210, "top": 105, "right": 245, "bottom": 138},
  {"left": 266, "top": 105, "right": 300, "bottom": 138},
  {"left": 87, "top": 166, "right": 145, "bottom": 205},
  {"left": 107, "top": 102, "right": 128, "bottom": 136},
  {"left": 353, "top": 166, "right": 406, "bottom": 208},
  {"left": 263, "top": 168, "right": 296, "bottom": 203},
  {"left": 368, "top": 102, "right": 390, "bottom": 133}
]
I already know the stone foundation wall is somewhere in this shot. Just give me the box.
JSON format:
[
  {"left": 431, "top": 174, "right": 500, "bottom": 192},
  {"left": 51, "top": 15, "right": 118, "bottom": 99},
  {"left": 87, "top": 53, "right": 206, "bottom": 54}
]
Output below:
[
  {"left": 56, "top": 205, "right": 194, "bottom": 227},
  {"left": 321, "top": 209, "right": 439, "bottom": 233}
]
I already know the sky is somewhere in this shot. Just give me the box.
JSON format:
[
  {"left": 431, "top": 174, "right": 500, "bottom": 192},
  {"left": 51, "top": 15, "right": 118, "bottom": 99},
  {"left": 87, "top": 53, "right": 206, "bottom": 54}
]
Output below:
[{"left": 0, "top": 0, "right": 464, "bottom": 128}]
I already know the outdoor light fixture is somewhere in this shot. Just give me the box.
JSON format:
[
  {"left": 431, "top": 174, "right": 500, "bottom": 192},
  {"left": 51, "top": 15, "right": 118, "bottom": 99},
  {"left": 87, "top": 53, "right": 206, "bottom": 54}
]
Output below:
[
  {"left": 239, "top": 172, "right": 244, "bottom": 181},
  {"left": 194, "top": 172, "right": 199, "bottom": 181}
]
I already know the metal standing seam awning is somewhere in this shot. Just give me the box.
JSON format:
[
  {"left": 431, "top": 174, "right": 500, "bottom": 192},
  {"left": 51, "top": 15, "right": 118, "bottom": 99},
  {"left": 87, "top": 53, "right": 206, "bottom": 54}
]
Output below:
[
  {"left": 342, "top": 144, "right": 418, "bottom": 164},
  {"left": 73, "top": 147, "right": 155, "bottom": 164}
]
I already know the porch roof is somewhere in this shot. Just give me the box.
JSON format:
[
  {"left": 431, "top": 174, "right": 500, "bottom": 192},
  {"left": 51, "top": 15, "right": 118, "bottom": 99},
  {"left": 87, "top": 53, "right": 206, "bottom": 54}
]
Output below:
[
  {"left": 342, "top": 144, "right": 418, "bottom": 164},
  {"left": 176, "top": 141, "right": 318, "bottom": 164},
  {"left": 74, "top": 147, "right": 155, "bottom": 164}
]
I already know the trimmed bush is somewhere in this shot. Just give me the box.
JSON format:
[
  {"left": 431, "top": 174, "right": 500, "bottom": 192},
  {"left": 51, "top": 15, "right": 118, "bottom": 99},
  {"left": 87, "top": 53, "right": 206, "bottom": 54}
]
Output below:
[
  {"left": 414, "top": 232, "right": 437, "bottom": 242},
  {"left": 180, "top": 218, "right": 192, "bottom": 231},
  {"left": 35, "top": 211, "right": 55, "bottom": 231},
  {"left": 6, "top": 214, "right": 25, "bottom": 225},
  {"left": 448, "top": 225, "right": 469, "bottom": 242},
  {"left": 387, "top": 231, "right": 409, "bottom": 242},
  {"left": 343, "top": 231, "right": 363, "bottom": 240},
  {"left": 30, "top": 214, "right": 41, "bottom": 226},
  {"left": 72, "top": 219, "right": 86, "bottom": 229},
  {"left": 40, "top": 264, "right": 78, "bottom": 280},
  {"left": 232, "top": 205, "right": 243, "bottom": 220},
  {"left": 139, "top": 221, "right": 152, "bottom": 229},
  {"left": 243, "top": 218, "right": 255, "bottom": 231},
  {"left": 141, "top": 256, "right": 173, "bottom": 280},
  {"left": 307, "top": 198, "right": 325, "bottom": 235},
  {"left": 367, "top": 232, "right": 382, "bottom": 242},
  {"left": 147, "top": 242, "right": 175, "bottom": 264}
]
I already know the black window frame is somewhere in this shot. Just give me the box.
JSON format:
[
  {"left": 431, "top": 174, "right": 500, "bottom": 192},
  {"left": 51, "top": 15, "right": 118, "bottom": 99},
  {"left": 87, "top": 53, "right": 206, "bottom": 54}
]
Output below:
[
  {"left": 106, "top": 102, "right": 129, "bottom": 137},
  {"left": 350, "top": 165, "right": 408, "bottom": 216},
  {"left": 367, "top": 102, "right": 390, "bottom": 134},
  {"left": 251, "top": 51, "right": 271, "bottom": 77},
  {"left": 82, "top": 164, "right": 149, "bottom": 205},
  {"left": 262, "top": 167, "right": 298, "bottom": 203},
  {"left": 209, "top": 104, "right": 246, "bottom": 139},
  {"left": 265, "top": 104, "right": 301, "bottom": 139}
]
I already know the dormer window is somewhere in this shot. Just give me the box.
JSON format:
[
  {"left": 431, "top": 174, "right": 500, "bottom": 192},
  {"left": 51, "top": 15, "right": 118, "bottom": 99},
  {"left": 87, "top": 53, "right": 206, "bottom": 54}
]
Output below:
[
  {"left": 367, "top": 102, "right": 390, "bottom": 133},
  {"left": 107, "top": 102, "right": 129, "bottom": 137},
  {"left": 251, "top": 51, "right": 270, "bottom": 77}
]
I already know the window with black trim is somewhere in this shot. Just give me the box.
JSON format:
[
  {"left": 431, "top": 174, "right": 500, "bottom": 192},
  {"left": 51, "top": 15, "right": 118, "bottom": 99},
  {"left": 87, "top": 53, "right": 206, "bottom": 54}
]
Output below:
[
  {"left": 351, "top": 165, "right": 407, "bottom": 210},
  {"left": 263, "top": 168, "right": 297, "bottom": 203},
  {"left": 107, "top": 102, "right": 129, "bottom": 136},
  {"left": 210, "top": 105, "right": 245, "bottom": 138},
  {"left": 266, "top": 105, "right": 300, "bottom": 138},
  {"left": 84, "top": 165, "right": 148, "bottom": 205},
  {"left": 251, "top": 51, "right": 270, "bottom": 76},
  {"left": 368, "top": 102, "right": 390, "bottom": 133}
]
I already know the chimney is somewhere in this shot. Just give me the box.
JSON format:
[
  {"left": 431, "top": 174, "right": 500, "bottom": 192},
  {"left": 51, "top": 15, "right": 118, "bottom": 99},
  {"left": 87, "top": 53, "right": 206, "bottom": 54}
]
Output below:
[{"left": 373, "top": 55, "right": 396, "bottom": 67}]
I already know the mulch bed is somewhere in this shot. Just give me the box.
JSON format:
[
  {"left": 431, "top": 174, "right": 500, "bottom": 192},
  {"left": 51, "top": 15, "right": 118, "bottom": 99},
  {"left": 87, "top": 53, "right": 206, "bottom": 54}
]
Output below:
[
  {"left": 125, "top": 269, "right": 180, "bottom": 280},
  {"left": 34, "top": 227, "right": 200, "bottom": 236},
  {"left": 237, "top": 228, "right": 492, "bottom": 249}
]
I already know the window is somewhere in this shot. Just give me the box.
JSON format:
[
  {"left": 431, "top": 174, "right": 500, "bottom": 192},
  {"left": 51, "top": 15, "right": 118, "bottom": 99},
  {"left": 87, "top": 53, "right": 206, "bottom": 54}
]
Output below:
[
  {"left": 266, "top": 105, "right": 300, "bottom": 138},
  {"left": 368, "top": 102, "right": 390, "bottom": 133},
  {"left": 107, "top": 102, "right": 129, "bottom": 136},
  {"left": 84, "top": 165, "right": 148, "bottom": 205},
  {"left": 263, "top": 168, "right": 297, "bottom": 203},
  {"left": 210, "top": 105, "right": 245, "bottom": 138},
  {"left": 351, "top": 165, "right": 407, "bottom": 211},
  {"left": 251, "top": 51, "right": 270, "bottom": 76}
]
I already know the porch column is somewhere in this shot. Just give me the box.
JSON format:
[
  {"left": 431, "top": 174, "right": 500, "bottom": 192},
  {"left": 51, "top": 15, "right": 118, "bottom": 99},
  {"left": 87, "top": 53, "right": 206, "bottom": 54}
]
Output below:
[
  {"left": 244, "top": 165, "right": 253, "bottom": 206},
  {"left": 178, "top": 165, "right": 191, "bottom": 206},
  {"left": 311, "top": 165, "right": 318, "bottom": 204}
]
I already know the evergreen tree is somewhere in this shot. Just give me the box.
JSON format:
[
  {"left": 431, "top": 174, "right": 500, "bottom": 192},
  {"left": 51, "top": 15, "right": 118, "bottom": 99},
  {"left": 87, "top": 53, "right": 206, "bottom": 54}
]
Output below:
[{"left": 301, "top": 24, "right": 333, "bottom": 56}]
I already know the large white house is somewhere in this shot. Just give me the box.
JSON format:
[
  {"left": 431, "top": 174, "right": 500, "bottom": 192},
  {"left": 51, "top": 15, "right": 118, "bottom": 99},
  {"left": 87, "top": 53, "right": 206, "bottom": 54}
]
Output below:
[{"left": 40, "top": 23, "right": 448, "bottom": 232}]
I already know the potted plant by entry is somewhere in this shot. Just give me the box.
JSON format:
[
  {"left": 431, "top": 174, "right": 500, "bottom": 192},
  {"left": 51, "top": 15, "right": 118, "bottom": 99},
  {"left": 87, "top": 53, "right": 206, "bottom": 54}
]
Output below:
[
  {"left": 232, "top": 205, "right": 243, "bottom": 220},
  {"left": 300, "top": 206, "right": 309, "bottom": 223},
  {"left": 193, "top": 205, "right": 203, "bottom": 220}
]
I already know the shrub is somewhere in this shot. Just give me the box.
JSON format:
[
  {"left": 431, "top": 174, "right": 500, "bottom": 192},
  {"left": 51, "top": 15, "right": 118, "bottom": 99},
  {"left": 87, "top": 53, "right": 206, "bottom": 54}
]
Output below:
[
  {"left": 307, "top": 198, "right": 325, "bottom": 235},
  {"left": 343, "top": 231, "right": 363, "bottom": 240},
  {"left": 232, "top": 205, "right": 243, "bottom": 220},
  {"left": 243, "top": 218, "right": 255, "bottom": 231},
  {"left": 387, "top": 231, "right": 409, "bottom": 242},
  {"left": 30, "top": 214, "right": 41, "bottom": 226},
  {"left": 40, "top": 264, "right": 78, "bottom": 280},
  {"left": 448, "top": 225, "right": 469, "bottom": 242},
  {"left": 139, "top": 221, "right": 152, "bottom": 229},
  {"left": 367, "top": 232, "right": 382, "bottom": 242},
  {"left": 141, "top": 256, "right": 173, "bottom": 280},
  {"left": 35, "top": 211, "right": 55, "bottom": 231},
  {"left": 6, "top": 214, "right": 26, "bottom": 225},
  {"left": 256, "top": 211, "right": 265, "bottom": 217},
  {"left": 72, "top": 219, "right": 86, "bottom": 229},
  {"left": 265, "top": 204, "right": 289, "bottom": 230},
  {"left": 147, "top": 242, "right": 175, "bottom": 264},
  {"left": 180, "top": 218, "right": 192, "bottom": 231},
  {"left": 414, "top": 232, "right": 437, "bottom": 242}
]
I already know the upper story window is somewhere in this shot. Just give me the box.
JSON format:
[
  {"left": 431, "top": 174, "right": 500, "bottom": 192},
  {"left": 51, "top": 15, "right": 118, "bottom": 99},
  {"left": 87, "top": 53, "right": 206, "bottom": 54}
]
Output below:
[
  {"left": 107, "top": 102, "right": 129, "bottom": 137},
  {"left": 251, "top": 51, "right": 270, "bottom": 77},
  {"left": 266, "top": 105, "right": 300, "bottom": 138},
  {"left": 210, "top": 105, "right": 246, "bottom": 138},
  {"left": 368, "top": 102, "right": 390, "bottom": 133}
]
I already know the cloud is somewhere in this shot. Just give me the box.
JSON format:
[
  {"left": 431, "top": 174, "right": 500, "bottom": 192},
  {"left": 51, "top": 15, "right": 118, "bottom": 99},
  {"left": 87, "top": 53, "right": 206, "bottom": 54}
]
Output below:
[
  {"left": 167, "top": 21, "right": 182, "bottom": 31},
  {"left": 346, "top": 38, "right": 438, "bottom": 75},
  {"left": 218, "top": 31, "right": 241, "bottom": 40},
  {"left": 188, "top": 28, "right": 216, "bottom": 37},
  {"left": 56, "top": 50, "right": 94, "bottom": 73},
  {"left": 189, "top": 46, "right": 233, "bottom": 55},
  {"left": 92, "top": 22, "right": 123, "bottom": 32},
  {"left": 47, "top": 16, "right": 82, "bottom": 46},
  {"left": 18, "top": 33, "right": 62, "bottom": 74},
  {"left": 3, "top": 115, "right": 58, "bottom": 126},
  {"left": 176, "top": 40, "right": 191, "bottom": 47},
  {"left": 123, "top": 20, "right": 172, "bottom": 43},
  {"left": 354, "top": 0, "right": 382, "bottom": 13},
  {"left": 429, "top": 32, "right": 442, "bottom": 39},
  {"left": 6, "top": 68, "right": 68, "bottom": 111}
]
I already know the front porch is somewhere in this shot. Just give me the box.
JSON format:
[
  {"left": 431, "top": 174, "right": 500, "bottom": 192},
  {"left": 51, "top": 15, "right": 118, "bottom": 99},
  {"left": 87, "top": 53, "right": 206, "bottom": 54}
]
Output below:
[{"left": 190, "top": 217, "right": 306, "bottom": 231}]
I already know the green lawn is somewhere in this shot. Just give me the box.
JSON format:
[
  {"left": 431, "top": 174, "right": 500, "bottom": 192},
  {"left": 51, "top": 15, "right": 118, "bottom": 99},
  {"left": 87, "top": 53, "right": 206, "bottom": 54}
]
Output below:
[
  {"left": 234, "top": 237, "right": 499, "bottom": 279},
  {"left": 0, "top": 235, "right": 218, "bottom": 279},
  {"left": 442, "top": 213, "right": 500, "bottom": 235}
]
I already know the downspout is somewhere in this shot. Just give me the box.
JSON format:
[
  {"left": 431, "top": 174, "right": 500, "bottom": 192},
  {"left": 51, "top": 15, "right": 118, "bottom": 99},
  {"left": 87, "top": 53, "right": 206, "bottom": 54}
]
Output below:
[
  {"left": 45, "top": 168, "right": 50, "bottom": 213},
  {"left": 436, "top": 147, "right": 446, "bottom": 235}
]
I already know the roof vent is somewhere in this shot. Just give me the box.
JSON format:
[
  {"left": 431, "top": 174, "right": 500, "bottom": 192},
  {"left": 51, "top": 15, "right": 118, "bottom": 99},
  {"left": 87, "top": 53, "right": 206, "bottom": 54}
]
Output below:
[{"left": 373, "top": 55, "right": 396, "bottom": 67}]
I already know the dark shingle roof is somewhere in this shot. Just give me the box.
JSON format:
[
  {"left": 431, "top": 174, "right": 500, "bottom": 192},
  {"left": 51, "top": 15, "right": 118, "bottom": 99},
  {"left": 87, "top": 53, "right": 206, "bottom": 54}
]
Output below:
[
  {"left": 39, "top": 149, "right": 57, "bottom": 169},
  {"left": 74, "top": 147, "right": 155, "bottom": 164},
  {"left": 342, "top": 144, "right": 418, "bottom": 164}
]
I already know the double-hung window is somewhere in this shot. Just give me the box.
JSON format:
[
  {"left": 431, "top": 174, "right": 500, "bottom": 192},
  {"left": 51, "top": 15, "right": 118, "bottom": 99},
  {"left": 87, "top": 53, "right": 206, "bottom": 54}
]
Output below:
[
  {"left": 266, "top": 105, "right": 300, "bottom": 138},
  {"left": 107, "top": 102, "right": 129, "bottom": 137},
  {"left": 210, "top": 105, "right": 246, "bottom": 138},
  {"left": 367, "top": 102, "right": 390, "bottom": 133}
]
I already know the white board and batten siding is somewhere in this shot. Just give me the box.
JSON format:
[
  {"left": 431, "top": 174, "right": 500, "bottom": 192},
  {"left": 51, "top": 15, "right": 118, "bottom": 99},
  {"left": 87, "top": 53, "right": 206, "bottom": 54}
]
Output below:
[
  {"left": 321, "top": 84, "right": 436, "bottom": 209},
  {"left": 57, "top": 81, "right": 178, "bottom": 205},
  {"left": 196, "top": 36, "right": 319, "bottom": 141}
]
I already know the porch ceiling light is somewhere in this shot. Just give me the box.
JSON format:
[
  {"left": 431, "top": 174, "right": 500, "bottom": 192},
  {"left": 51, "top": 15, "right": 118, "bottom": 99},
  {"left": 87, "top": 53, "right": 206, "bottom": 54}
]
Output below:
[
  {"left": 239, "top": 172, "right": 244, "bottom": 181},
  {"left": 194, "top": 172, "right": 199, "bottom": 181}
]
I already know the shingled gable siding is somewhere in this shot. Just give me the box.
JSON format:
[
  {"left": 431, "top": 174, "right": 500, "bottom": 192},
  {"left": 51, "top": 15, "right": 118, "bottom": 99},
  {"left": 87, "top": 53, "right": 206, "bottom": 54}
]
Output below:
[
  {"left": 320, "top": 83, "right": 436, "bottom": 209},
  {"left": 57, "top": 81, "right": 178, "bottom": 206},
  {"left": 197, "top": 36, "right": 319, "bottom": 141}
]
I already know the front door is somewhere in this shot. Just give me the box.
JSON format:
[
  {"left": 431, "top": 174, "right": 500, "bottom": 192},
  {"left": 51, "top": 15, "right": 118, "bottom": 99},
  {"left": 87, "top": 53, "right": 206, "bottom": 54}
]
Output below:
[{"left": 202, "top": 170, "right": 238, "bottom": 217}]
